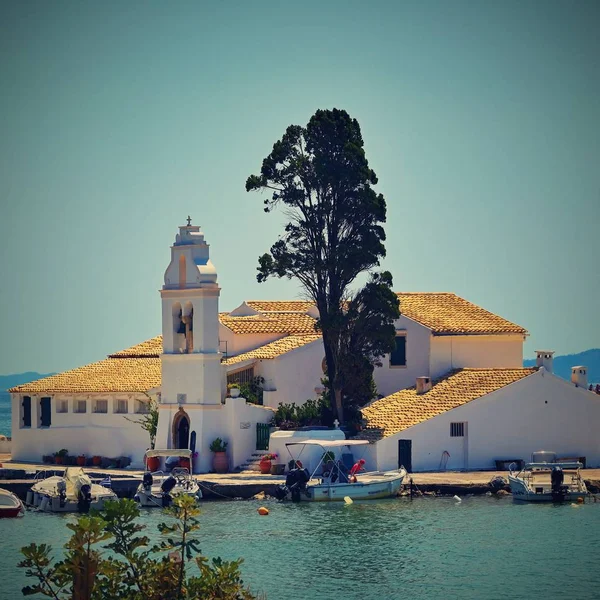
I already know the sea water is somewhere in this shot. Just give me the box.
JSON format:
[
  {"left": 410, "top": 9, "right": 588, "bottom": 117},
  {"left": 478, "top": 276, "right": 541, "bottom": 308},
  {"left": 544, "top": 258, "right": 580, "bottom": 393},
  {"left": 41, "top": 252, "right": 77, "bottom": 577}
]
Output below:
[
  {"left": 1, "top": 496, "right": 599, "bottom": 599},
  {"left": 0, "top": 392, "right": 11, "bottom": 437}
]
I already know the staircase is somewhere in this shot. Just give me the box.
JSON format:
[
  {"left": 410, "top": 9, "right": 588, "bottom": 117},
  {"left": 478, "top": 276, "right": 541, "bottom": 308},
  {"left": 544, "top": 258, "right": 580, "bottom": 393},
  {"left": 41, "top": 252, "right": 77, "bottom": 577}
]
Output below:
[{"left": 235, "top": 450, "right": 271, "bottom": 472}]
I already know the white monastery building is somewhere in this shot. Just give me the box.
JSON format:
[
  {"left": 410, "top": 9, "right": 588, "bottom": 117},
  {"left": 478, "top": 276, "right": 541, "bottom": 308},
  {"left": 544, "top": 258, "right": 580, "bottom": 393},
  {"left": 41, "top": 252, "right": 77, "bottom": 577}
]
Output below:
[{"left": 10, "top": 221, "right": 600, "bottom": 472}]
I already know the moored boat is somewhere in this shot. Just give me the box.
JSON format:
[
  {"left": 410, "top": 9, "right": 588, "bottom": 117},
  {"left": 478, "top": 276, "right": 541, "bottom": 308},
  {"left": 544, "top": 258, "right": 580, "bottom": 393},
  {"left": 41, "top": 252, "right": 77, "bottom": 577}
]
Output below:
[
  {"left": 508, "top": 462, "right": 588, "bottom": 502},
  {"left": 274, "top": 439, "right": 406, "bottom": 502},
  {"left": 26, "top": 467, "right": 117, "bottom": 513},
  {"left": 135, "top": 449, "right": 202, "bottom": 507},
  {"left": 0, "top": 487, "right": 24, "bottom": 518}
]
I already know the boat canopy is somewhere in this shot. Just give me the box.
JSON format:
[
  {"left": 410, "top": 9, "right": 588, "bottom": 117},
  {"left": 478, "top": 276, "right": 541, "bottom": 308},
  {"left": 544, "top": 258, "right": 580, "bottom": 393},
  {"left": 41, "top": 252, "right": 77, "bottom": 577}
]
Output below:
[
  {"left": 144, "top": 449, "right": 193, "bottom": 459},
  {"left": 524, "top": 462, "right": 582, "bottom": 470},
  {"left": 285, "top": 439, "right": 369, "bottom": 448}
]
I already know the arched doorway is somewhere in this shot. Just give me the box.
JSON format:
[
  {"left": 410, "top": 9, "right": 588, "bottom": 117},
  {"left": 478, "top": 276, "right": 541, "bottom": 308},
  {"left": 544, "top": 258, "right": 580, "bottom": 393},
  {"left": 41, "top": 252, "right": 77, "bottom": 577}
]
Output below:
[{"left": 172, "top": 408, "right": 190, "bottom": 450}]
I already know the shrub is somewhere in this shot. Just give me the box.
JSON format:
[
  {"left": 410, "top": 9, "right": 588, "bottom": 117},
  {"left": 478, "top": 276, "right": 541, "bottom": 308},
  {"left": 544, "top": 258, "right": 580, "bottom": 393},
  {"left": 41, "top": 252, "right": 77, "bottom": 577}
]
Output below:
[{"left": 209, "top": 438, "right": 228, "bottom": 453}]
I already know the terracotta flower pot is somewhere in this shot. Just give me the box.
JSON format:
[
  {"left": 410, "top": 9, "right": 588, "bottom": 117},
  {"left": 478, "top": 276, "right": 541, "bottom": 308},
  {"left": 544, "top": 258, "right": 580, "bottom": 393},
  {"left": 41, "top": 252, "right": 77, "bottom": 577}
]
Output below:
[
  {"left": 259, "top": 460, "right": 272, "bottom": 474},
  {"left": 179, "top": 458, "right": 191, "bottom": 471},
  {"left": 54, "top": 456, "right": 63, "bottom": 465},
  {"left": 146, "top": 456, "right": 160, "bottom": 472},
  {"left": 92, "top": 456, "right": 102, "bottom": 466},
  {"left": 212, "top": 452, "right": 228, "bottom": 473},
  {"left": 76, "top": 456, "right": 86, "bottom": 466}
]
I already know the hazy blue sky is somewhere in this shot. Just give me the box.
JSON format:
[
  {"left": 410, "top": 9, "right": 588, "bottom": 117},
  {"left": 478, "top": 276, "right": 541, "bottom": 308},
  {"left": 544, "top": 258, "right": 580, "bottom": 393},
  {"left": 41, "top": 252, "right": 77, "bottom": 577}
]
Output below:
[{"left": 0, "top": 0, "right": 598, "bottom": 374}]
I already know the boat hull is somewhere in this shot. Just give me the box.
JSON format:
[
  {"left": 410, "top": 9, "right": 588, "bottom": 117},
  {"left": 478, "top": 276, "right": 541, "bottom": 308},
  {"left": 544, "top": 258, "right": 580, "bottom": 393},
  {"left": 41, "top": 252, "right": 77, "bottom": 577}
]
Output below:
[
  {"left": 0, "top": 488, "right": 23, "bottom": 518},
  {"left": 135, "top": 486, "right": 202, "bottom": 507},
  {"left": 299, "top": 469, "right": 405, "bottom": 502},
  {"left": 508, "top": 475, "right": 588, "bottom": 503}
]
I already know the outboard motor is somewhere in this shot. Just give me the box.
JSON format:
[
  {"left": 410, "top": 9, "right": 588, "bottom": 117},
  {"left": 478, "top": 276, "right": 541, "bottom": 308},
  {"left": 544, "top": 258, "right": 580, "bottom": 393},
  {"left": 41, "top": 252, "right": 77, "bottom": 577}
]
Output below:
[
  {"left": 161, "top": 476, "right": 177, "bottom": 507},
  {"left": 77, "top": 483, "right": 92, "bottom": 513},
  {"left": 551, "top": 466, "right": 567, "bottom": 501},
  {"left": 56, "top": 479, "right": 67, "bottom": 508},
  {"left": 276, "top": 468, "right": 311, "bottom": 502},
  {"left": 142, "top": 472, "right": 153, "bottom": 491}
]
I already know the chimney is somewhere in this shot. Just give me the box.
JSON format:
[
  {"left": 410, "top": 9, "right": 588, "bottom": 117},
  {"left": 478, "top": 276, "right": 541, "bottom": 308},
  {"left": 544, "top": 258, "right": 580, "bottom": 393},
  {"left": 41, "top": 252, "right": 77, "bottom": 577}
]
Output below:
[
  {"left": 571, "top": 366, "right": 588, "bottom": 389},
  {"left": 535, "top": 350, "right": 554, "bottom": 374},
  {"left": 416, "top": 376, "right": 432, "bottom": 395}
]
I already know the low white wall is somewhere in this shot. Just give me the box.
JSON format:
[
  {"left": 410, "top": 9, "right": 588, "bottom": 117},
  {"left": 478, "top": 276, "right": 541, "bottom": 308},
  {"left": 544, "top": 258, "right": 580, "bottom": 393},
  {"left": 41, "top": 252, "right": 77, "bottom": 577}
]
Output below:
[
  {"left": 11, "top": 393, "right": 153, "bottom": 467},
  {"left": 375, "top": 370, "right": 600, "bottom": 472}
]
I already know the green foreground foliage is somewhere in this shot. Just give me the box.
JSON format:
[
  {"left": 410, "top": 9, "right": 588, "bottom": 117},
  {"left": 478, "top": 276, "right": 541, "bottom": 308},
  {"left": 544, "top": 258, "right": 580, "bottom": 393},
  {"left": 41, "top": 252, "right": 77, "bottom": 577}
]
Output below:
[{"left": 19, "top": 496, "right": 259, "bottom": 600}]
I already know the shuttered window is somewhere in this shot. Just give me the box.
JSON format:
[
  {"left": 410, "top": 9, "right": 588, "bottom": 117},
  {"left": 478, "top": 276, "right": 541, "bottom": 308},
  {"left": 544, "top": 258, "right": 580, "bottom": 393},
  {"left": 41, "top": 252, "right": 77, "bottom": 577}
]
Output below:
[
  {"left": 390, "top": 335, "right": 407, "bottom": 367},
  {"left": 450, "top": 422, "right": 465, "bottom": 437},
  {"left": 22, "top": 396, "right": 31, "bottom": 428},
  {"left": 227, "top": 367, "right": 255, "bottom": 385},
  {"left": 40, "top": 397, "right": 51, "bottom": 427}
]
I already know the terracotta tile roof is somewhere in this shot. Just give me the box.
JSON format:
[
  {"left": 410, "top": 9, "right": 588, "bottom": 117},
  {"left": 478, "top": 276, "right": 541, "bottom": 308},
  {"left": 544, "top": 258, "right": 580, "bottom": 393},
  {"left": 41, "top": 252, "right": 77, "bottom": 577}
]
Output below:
[
  {"left": 109, "top": 336, "right": 162, "bottom": 357},
  {"left": 396, "top": 293, "right": 527, "bottom": 335},
  {"left": 246, "top": 301, "right": 314, "bottom": 313},
  {"left": 223, "top": 335, "right": 321, "bottom": 366},
  {"left": 359, "top": 368, "right": 535, "bottom": 441},
  {"left": 9, "top": 358, "right": 161, "bottom": 394},
  {"left": 219, "top": 312, "right": 318, "bottom": 335}
]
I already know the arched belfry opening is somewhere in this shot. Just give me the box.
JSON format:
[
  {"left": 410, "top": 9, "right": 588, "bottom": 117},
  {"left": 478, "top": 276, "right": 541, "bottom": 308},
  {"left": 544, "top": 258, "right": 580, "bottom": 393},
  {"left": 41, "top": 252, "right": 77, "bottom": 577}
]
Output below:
[
  {"left": 183, "top": 301, "right": 194, "bottom": 353},
  {"left": 172, "top": 302, "right": 185, "bottom": 352},
  {"left": 172, "top": 408, "right": 190, "bottom": 450}
]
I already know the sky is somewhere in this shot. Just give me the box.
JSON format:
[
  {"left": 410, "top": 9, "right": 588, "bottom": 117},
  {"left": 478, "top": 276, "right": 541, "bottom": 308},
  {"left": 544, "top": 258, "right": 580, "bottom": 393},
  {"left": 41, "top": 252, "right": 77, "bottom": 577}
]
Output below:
[{"left": 0, "top": 0, "right": 598, "bottom": 374}]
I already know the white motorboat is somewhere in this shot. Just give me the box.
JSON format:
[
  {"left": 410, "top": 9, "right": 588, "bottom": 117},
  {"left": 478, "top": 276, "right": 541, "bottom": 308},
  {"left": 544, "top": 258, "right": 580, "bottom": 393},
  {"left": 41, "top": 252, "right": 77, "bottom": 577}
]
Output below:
[
  {"left": 508, "top": 462, "right": 588, "bottom": 502},
  {"left": 135, "top": 449, "right": 202, "bottom": 508},
  {"left": 26, "top": 467, "right": 117, "bottom": 513},
  {"left": 0, "top": 487, "right": 24, "bottom": 518},
  {"left": 274, "top": 439, "right": 406, "bottom": 502}
]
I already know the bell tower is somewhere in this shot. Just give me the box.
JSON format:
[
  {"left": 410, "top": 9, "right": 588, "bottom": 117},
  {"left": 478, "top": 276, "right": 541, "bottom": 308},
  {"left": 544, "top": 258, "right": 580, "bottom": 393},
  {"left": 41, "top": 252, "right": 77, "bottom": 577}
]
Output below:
[{"left": 159, "top": 217, "right": 221, "bottom": 407}]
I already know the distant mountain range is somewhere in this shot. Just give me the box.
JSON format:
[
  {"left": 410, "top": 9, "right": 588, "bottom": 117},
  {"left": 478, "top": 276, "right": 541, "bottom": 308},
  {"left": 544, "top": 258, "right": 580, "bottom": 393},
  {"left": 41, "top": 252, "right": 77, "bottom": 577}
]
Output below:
[
  {"left": 0, "top": 372, "right": 55, "bottom": 392},
  {"left": 524, "top": 349, "right": 599, "bottom": 384}
]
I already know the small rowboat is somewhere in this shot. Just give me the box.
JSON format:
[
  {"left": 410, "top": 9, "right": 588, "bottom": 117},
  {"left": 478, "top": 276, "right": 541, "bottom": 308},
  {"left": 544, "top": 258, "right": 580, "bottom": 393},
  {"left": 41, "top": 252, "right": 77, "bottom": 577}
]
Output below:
[{"left": 0, "top": 487, "right": 24, "bottom": 518}]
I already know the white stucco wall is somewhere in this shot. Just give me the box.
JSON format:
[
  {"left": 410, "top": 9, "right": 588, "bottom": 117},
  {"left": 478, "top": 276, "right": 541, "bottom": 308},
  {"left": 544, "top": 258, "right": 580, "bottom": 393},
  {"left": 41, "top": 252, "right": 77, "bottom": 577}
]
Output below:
[
  {"left": 374, "top": 370, "right": 600, "bottom": 472},
  {"left": 373, "top": 316, "right": 432, "bottom": 398},
  {"left": 258, "top": 339, "right": 325, "bottom": 409},
  {"left": 154, "top": 396, "right": 274, "bottom": 473},
  {"left": 218, "top": 326, "right": 286, "bottom": 357},
  {"left": 11, "top": 393, "right": 153, "bottom": 467},
  {"left": 429, "top": 334, "right": 523, "bottom": 379}
]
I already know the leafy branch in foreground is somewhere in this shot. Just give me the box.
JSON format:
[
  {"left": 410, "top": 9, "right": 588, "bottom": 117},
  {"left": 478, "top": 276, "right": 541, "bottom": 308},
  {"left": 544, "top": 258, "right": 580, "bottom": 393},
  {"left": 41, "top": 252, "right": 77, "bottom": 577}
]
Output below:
[{"left": 19, "top": 497, "right": 260, "bottom": 600}]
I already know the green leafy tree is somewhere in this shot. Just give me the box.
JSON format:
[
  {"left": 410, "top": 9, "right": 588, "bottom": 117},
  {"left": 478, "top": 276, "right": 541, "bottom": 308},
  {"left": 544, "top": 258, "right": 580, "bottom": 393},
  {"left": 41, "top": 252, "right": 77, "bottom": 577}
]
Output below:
[
  {"left": 126, "top": 393, "right": 159, "bottom": 449},
  {"left": 19, "top": 497, "right": 259, "bottom": 600},
  {"left": 246, "top": 108, "right": 398, "bottom": 422}
]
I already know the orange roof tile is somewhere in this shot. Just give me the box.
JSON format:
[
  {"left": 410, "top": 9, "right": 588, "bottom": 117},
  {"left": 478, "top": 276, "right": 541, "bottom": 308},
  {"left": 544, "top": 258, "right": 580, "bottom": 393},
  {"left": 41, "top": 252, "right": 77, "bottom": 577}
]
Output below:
[
  {"left": 359, "top": 368, "right": 535, "bottom": 441},
  {"left": 396, "top": 293, "right": 527, "bottom": 335},
  {"left": 246, "top": 301, "right": 314, "bottom": 313},
  {"left": 109, "top": 336, "right": 162, "bottom": 357},
  {"left": 223, "top": 335, "right": 321, "bottom": 366},
  {"left": 219, "top": 312, "right": 318, "bottom": 335},
  {"left": 9, "top": 358, "right": 161, "bottom": 394}
]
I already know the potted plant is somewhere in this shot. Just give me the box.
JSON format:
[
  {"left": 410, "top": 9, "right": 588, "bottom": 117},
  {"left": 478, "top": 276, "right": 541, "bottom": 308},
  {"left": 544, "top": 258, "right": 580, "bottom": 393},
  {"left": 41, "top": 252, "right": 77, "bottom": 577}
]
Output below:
[
  {"left": 54, "top": 449, "right": 68, "bottom": 465},
  {"left": 76, "top": 454, "right": 86, "bottom": 467},
  {"left": 92, "top": 455, "right": 102, "bottom": 466},
  {"left": 259, "top": 453, "right": 278, "bottom": 474},
  {"left": 227, "top": 383, "right": 241, "bottom": 398},
  {"left": 209, "top": 438, "right": 229, "bottom": 473}
]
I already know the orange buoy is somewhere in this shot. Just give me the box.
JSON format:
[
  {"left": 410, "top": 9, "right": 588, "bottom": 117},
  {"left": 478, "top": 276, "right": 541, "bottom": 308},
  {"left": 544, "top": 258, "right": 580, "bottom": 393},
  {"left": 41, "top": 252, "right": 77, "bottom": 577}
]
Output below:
[{"left": 258, "top": 506, "right": 269, "bottom": 515}]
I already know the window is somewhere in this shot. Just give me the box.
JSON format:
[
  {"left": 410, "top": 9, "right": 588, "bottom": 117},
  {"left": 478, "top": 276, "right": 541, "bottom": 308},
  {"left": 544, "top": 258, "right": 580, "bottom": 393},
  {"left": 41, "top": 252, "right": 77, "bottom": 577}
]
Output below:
[
  {"left": 40, "top": 397, "right": 51, "bottom": 427},
  {"left": 227, "top": 367, "right": 255, "bottom": 385},
  {"left": 93, "top": 399, "right": 108, "bottom": 414},
  {"left": 74, "top": 400, "right": 87, "bottom": 414},
  {"left": 135, "top": 399, "right": 150, "bottom": 414},
  {"left": 389, "top": 334, "right": 407, "bottom": 367},
  {"left": 22, "top": 396, "right": 32, "bottom": 428},
  {"left": 56, "top": 399, "right": 68, "bottom": 413},
  {"left": 450, "top": 422, "right": 465, "bottom": 437},
  {"left": 114, "top": 399, "right": 128, "bottom": 414}
]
